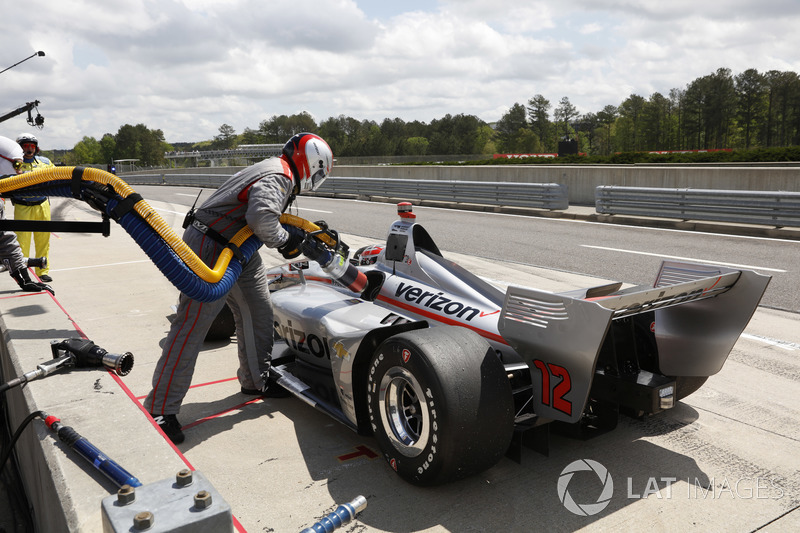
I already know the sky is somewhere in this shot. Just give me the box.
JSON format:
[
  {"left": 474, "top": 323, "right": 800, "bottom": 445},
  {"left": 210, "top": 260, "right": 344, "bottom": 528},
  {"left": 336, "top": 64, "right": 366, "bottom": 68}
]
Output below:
[{"left": 2, "top": 0, "right": 800, "bottom": 150}]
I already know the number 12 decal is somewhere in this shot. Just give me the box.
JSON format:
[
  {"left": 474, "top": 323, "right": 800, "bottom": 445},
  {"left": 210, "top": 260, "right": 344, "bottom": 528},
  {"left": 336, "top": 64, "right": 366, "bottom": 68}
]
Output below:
[{"left": 532, "top": 360, "right": 572, "bottom": 416}]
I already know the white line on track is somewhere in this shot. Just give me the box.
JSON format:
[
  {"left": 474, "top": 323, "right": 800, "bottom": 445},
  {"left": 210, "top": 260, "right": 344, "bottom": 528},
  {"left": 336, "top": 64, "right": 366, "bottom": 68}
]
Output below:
[
  {"left": 295, "top": 207, "right": 332, "bottom": 214},
  {"left": 51, "top": 260, "right": 152, "bottom": 272},
  {"left": 580, "top": 245, "right": 787, "bottom": 273},
  {"left": 741, "top": 333, "right": 799, "bottom": 351}
]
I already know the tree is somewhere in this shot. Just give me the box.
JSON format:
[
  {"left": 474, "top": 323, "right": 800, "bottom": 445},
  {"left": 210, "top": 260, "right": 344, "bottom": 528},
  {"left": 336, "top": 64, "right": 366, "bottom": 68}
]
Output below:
[
  {"left": 214, "top": 124, "right": 237, "bottom": 149},
  {"left": 763, "top": 70, "right": 800, "bottom": 147},
  {"left": 553, "top": 96, "right": 579, "bottom": 140},
  {"left": 617, "top": 94, "right": 646, "bottom": 151},
  {"left": 114, "top": 124, "right": 166, "bottom": 166},
  {"left": 99, "top": 133, "right": 116, "bottom": 164},
  {"left": 574, "top": 112, "right": 599, "bottom": 154},
  {"left": 402, "top": 136, "right": 429, "bottom": 155},
  {"left": 706, "top": 68, "right": 737, "bottom": 148},
  {"left": 735, "top": 69, "right": 765, "bottom": 149},
  {"left": 240, "top": 127, "right": 263, "bottom": 145},
  {"left": 596, "top": 105, "right": 618, "bottom": 155},
  {"left": 641, "top": 92, "right": 671, "bottom": 150},
  {"left": 494, "top": 104, "right": 529, "bottom": 153},
  {"left": 526, "top": 94, "right": 551, "bottom": 150},
  {"left": 72, "top": 136, "right": 103, "bottom": 163}
]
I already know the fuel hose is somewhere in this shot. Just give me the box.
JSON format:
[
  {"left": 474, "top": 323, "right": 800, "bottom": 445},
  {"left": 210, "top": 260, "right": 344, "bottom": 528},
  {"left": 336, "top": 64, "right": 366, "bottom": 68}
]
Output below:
[{"left": 0, "top": 166, "right": 362, "bottom": 301}]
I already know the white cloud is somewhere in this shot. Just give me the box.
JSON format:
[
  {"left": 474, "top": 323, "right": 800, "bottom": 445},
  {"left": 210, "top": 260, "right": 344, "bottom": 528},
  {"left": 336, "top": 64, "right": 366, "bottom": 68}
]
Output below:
[{"left": 1, "top": 0, "right": 799, "bottom": 149}]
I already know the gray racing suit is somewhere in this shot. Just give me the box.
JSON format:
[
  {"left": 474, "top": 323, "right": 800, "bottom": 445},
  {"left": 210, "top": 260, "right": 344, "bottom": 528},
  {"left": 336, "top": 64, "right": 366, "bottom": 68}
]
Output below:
[
  {"left": 1, "top": 200, "right": 27, "bottom": 273},
  {"left": 144, "top": 157, "right": 295, "bottom": 416}
]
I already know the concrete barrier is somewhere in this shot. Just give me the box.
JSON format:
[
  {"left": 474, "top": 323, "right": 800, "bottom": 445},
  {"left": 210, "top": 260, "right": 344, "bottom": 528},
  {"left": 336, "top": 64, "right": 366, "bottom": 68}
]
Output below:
[
  {"left": 0, "top": 278, "right": 187, "bottom": 532},
  {"left": 126, "top": 164, "right": 800, "bottom": 205},
  {"left": 332, "top": 165, "right": 800, "bottom": 205}
]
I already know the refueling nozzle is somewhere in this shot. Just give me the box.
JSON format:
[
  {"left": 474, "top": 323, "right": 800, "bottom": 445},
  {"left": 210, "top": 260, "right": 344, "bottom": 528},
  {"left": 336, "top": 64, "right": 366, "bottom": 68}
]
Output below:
[{"left": 50, "top": 338, "right": 134, "bottom": 376}]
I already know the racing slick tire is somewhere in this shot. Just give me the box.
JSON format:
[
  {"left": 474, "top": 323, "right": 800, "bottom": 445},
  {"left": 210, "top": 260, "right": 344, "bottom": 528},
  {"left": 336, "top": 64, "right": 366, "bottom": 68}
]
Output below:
[{"left": 366, "top": 326, "right": 514, "bottom": 486}]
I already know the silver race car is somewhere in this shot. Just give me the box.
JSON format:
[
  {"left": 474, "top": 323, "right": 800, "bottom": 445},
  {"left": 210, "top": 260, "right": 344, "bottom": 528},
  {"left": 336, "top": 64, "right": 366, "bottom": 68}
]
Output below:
[{"left": 265, "top": 203, "right": 770, "bottom": 486}]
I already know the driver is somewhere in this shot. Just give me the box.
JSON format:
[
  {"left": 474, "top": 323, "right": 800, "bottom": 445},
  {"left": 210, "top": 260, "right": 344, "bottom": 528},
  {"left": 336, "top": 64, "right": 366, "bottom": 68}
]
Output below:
[
  {"left": 0, "top": 136, "right": 54, "bottom": 295},
  {"left": 144, "top": 133, "right": 333, "bottom": 444}
]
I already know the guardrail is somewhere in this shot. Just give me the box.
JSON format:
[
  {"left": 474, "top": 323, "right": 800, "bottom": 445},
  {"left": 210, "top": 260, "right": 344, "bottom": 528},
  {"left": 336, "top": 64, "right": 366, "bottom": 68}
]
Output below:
[
  {"left": 596, "top": 186, "right": 800, "bottom": 228},
  {"left": 123, "top": 173, "right": 231, "bottom": 188},
  {"left": 123, "top": 174, "right": 570, "bottom": 210},
  {"left": 317, "top": 177, "right": 568, "bottom": 210}
]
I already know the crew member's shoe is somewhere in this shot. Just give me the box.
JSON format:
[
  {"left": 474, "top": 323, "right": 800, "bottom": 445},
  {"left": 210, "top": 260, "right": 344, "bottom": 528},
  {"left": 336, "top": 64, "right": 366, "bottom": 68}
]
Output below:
[
  {"left": 39, "top": 275, "right": 53, "bottom": 282},
  {"left": 151, "top": 413, "right": 185, "bottom": 444}
]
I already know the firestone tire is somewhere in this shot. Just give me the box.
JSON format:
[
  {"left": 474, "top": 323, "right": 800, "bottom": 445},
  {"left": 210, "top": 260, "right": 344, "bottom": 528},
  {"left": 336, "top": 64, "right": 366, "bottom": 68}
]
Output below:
[{"left": 366, "top": 326, "right": 514, "bottom": 486}]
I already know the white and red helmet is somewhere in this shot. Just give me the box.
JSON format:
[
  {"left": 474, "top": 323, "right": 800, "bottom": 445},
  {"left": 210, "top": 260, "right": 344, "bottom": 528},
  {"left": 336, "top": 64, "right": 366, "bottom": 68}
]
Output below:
[{"left": 282, "top": 133, "right": 333, "bottom": 193}]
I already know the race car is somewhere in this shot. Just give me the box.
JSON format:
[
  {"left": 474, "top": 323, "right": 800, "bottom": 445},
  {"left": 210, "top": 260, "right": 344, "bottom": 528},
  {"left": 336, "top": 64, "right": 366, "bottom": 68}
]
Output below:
[{"left": 264, "top": 203, "right": 771, "bottom": 486}]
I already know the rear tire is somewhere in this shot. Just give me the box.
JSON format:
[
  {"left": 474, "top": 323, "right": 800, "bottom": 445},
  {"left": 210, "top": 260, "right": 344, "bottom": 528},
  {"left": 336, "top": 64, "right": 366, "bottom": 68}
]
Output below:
[{"left": 366, "top": 326, "right": 514, "bottom": 485}]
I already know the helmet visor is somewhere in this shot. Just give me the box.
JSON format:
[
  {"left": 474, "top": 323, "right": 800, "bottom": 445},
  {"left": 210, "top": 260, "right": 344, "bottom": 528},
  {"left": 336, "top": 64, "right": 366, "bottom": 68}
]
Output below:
[{"left": 310, "top": 168, "right": 328, "bottom": 191}]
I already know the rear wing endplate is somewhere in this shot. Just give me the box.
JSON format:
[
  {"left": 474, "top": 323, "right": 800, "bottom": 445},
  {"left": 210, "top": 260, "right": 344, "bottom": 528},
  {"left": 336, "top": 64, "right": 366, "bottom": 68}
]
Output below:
[{"left": 498, "top": 261, "right": 770, "bottom": 424}]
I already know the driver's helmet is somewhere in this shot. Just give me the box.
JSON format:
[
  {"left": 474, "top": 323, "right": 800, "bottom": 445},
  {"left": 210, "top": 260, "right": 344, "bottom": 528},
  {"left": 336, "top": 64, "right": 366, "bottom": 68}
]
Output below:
[
  {"left": 282, "top": 133, "right": 333, "bottom": 193},
  {"left": 16, "top": 133, "right": 40, "bottom": 155},
  {"left": 352, "top": 244, "right": 384, "bottom": 266}
]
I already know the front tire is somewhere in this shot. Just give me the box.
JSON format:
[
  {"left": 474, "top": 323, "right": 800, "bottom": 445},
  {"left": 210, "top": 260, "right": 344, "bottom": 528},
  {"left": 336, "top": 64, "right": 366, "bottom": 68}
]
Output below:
[{"left": 366, "top": 326, "right": 514, "bottom": 485}]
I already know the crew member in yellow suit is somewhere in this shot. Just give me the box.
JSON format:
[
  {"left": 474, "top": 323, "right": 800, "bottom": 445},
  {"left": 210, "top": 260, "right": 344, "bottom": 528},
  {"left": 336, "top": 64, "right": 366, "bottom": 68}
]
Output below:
[{"left": 12, "top": 133, "right": 54, "bottom": 282}]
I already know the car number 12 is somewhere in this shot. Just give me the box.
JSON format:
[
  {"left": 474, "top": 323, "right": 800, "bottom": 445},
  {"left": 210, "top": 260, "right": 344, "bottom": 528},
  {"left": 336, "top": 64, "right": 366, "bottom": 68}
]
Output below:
[{"left": 532, "top": 359, "right": 572, "bottom": 416}]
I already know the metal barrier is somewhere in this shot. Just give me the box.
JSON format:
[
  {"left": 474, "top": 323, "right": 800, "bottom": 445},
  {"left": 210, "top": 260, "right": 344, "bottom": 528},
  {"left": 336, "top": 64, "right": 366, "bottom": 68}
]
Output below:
[
  {"left": 123, "top": 173, "right": 230, "bottom": 188},
  {"left": 596, "top": 186, "right": 800, "bottom": 228},
  {"left": 317, "top": 177, "right": 568, "bottom": 210},
  {"left": 123, "top": 174, "right": 570, "bottom": 211}
]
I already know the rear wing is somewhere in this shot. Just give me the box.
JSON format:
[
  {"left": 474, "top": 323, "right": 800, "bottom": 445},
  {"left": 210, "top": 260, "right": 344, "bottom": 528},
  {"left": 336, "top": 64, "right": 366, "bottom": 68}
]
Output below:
[{"left": 498, "top": 261, "right": 770, "bottom": 424}]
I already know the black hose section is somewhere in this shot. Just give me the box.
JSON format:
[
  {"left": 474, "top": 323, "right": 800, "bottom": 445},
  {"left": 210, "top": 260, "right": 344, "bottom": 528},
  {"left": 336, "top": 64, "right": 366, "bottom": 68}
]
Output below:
[
  {"left": 0, "top": 397, "right": 36, "bottom": 532},
  {"left": 20, "top": 181, "right": 264, "bottom": 302},
  {"left": 0, "top": 411, "right": 44, "bottom": 477},
  {"left": 53, "top": 424, "right": 80, "bottom": 447}
]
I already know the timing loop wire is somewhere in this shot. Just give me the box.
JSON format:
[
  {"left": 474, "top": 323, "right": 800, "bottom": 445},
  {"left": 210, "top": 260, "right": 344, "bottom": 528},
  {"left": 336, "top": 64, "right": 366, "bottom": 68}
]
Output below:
[{"left": 0, "top": 166, "right": 327, "bottom": 284}]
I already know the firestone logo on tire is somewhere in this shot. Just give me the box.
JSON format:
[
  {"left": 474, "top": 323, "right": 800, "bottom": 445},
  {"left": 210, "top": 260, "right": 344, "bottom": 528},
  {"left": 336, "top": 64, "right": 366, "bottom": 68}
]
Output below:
[
  {"left": 557, "top": 459, "right": 614, "bottom": 516},
  {"left": 402, "top": 349, "right": 411, "bottom": 362}
]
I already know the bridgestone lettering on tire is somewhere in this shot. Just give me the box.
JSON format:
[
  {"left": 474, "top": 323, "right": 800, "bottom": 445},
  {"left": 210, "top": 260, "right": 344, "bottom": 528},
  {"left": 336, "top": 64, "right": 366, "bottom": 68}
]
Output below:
[{"left": 366, "top": 326, "right": 514, "bottom": 485}]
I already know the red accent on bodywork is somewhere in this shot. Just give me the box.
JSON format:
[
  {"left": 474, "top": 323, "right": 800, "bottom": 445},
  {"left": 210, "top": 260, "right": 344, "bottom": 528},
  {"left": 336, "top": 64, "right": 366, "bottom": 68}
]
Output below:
[{"left": 377, "top": 294, "right": 508, "bottom": 345}]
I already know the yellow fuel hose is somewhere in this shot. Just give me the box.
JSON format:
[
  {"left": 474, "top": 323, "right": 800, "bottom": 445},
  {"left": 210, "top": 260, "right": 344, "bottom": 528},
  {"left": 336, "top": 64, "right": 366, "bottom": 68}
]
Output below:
[{"left": 0, "top": 166, "right": 329, "bottom": 283}]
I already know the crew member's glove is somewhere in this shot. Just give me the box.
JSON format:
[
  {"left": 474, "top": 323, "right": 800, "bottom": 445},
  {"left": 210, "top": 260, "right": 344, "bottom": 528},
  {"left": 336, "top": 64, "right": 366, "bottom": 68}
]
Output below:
[
  {"left": 277, "top": 225, "right": 306, "bottom": 260},
  {"left": 300, "top": 234, "right": 332, "bottom": 266},
  {"left": 10, "top": 268, "right": 55, "bottom": 295}
]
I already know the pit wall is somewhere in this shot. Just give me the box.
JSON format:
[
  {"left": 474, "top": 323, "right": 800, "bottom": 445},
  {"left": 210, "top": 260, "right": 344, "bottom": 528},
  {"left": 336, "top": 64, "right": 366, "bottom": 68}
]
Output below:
[
  {"left": 139, "top": 164, "right": 800, "bottom": 205},
  {"left": 0, "top": 277, "right": 186, "bottom": 532}
]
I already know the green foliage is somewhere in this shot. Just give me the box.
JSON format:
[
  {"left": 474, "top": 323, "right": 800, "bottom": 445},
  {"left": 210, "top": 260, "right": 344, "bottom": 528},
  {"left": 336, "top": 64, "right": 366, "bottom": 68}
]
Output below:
[
  {"left": 214, "top": 124, "right": 237, "bottom": 149},
  {"left": 62, "top": 66, "right": 800, "bottom": 166},
  {"left": 462, "top": 146, "right": 800, "bottom": 166}
]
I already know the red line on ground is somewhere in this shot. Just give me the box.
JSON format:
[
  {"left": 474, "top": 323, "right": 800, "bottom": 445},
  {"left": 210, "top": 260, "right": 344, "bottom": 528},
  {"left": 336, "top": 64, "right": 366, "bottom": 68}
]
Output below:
[
  {"left": 337, "top": 445, "right": 379, "bottom": 462},
  {"left": 182, "top": 398, "right": 263, "bottom": 430},
  {"left": 26, "top": 281, "right": 197, "bottom": 469},
  {"left": 134, "top": 376, "right": 239, "bottom": 400}
]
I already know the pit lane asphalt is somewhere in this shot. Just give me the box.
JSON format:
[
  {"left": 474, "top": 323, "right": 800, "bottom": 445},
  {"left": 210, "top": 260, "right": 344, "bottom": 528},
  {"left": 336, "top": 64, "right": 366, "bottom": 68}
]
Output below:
[{"left": 2, "top": 196, "right": 799, "bottom": 532}]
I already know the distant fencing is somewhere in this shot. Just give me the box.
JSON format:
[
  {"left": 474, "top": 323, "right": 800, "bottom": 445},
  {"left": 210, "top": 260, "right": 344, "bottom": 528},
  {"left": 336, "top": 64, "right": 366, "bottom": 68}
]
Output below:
[
  {"left": 315, "top": 177, "right": 569, "bottom": 210},
  {"left": 596, "top": 186, "right": 800, "bottom": 228},
  {"left": 123, "top": 173, "right": 231, "bottom": 188},
  {"left": 122, "top": 174, "right": 570, "bottom": 210}
]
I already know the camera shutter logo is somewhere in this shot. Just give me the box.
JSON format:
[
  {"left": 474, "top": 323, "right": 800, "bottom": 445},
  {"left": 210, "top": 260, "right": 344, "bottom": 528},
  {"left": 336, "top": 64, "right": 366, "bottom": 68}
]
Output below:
[{"left": 557, "top": 459, "right": 614, "bottom": 516}]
